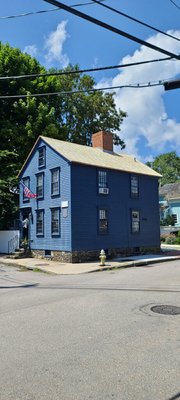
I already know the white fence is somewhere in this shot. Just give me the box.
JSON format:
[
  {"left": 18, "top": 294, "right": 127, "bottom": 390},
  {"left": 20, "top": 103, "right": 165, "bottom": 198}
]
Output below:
[{"left": 0, "top": 230, "right": 20, "bottom": 254}]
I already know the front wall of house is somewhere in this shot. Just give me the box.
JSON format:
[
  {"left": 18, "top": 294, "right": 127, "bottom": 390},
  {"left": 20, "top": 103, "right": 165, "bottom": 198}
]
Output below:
[
  {"left": 169, "top": 201, "right": 180, "bottom": 227},
  {"left": 19, "top": 139, "right": 72, "bottom": 251},
  {"left": 71, "top": 164, "right": 160, "bottom": 251}
]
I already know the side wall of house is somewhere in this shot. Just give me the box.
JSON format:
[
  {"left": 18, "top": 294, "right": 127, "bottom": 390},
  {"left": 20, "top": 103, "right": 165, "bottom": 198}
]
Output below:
[
  {"left": 19, "top": 139, "right": 72, "bottom": 252},
  {"left": 71, "top": 163, "right": 160, "bottom": 253}
]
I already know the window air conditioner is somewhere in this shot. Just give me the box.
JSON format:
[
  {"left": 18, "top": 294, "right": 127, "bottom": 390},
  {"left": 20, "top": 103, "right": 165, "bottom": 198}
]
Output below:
[{"left": 99, "top": 188, "right": 109, "bottom": 194}]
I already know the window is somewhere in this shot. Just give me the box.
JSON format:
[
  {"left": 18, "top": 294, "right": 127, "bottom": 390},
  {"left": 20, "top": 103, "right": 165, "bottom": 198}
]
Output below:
[
  {"left": 36, "top": 210, "right": 44, "bottom": 236},
  {"left": 131, "top": 175, "right": 139, "bottom": 198},
  {"left": 38, "top": 146, "right": 46, "bottom": 168},
  {"left": 172, "top": 214, "right": 178, "bottom": 224},
  {"left": 99, "top": 208, "right": 108, "bottom": 233},
  {"left": 131, "top": 210, "right": 140, "bottom": 233},
  {"left": 51, "top": 168, "right": 60, "bottom": 197},
  {"left": 36, "top": 173, "right": 44, "bottom": 199},
  {"left": 22, "top": 177, "right": 30, "bottom": 202},
  {"left": 51, "top": 208, "right": 60, "bottom": 236},
  {"left": 98, "top": 171, "right": 107, "bottom": 188}
]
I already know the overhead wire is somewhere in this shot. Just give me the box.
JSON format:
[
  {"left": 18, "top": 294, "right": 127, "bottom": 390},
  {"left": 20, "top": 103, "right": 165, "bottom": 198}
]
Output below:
[
  {"left": 0, "top": 56, "right": 173, "bottom": 81},
  {"left": 0, "top": 0, "right": 106, "bottom": 20},
  {"left": 0, "top": 79, "right": 169, "bottom": 99},
  {"left": 92, "top": 0, "right": 180, "bottom": 43},
  {"left": 43, "top": 0, "right": 180, "bottom": 60},
  {"left": 169, "top": 0, "right": 180, "bottom": 11}
]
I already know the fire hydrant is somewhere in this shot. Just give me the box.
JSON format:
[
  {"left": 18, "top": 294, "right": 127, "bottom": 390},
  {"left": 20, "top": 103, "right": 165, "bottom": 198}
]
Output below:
[{"left": 99, "top": 249, "right": 106, "bottom": 266}]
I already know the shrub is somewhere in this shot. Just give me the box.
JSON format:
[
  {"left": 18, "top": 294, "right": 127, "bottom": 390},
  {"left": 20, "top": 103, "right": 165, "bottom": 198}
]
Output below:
[
  {"left": 165, "top": 234, "right": 177, "bottom": 244},
  {"left": 160, "top": 234, "right": 167, "bottom": 242},
  {"left": 161, "top": 215, "right": 175, "bottom": 226}
]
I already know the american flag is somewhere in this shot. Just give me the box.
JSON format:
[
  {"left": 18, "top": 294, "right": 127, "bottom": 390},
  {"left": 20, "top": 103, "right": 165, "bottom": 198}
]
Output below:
[{"left": 20, "top": 181, "right": 37, "bottom": 198}]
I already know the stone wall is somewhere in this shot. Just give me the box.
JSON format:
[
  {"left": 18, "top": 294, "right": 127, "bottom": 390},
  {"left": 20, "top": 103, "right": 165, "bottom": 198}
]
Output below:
[{"left": 31, "top": 246, "right": 161, "bottom": 263}]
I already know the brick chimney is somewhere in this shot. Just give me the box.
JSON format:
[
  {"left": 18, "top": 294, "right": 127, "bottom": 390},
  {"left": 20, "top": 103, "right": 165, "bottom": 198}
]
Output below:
[{"left": 92, "top": 131, "right": 113, "bottom": 152}]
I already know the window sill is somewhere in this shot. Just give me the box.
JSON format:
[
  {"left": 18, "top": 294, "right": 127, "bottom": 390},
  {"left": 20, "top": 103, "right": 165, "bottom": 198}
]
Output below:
[{"left": 51, "top": 194, "right": 60, "bottom": 198}]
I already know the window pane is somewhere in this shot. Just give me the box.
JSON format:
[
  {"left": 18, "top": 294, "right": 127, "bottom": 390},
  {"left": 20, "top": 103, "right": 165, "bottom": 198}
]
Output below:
[
  {"left": 98, "top": 171, "right": 107, "bottom": 188},
  {"left": 39, "top": 147, "right": 45, "bottom": 167},
  {"left": 36, "top": 174, "right": 43, "bottom": 198},
  {"left": 51, "top": 208, "right": 60, "bottom": 235},
  {"left": 131, "top": 176, "right": 139, "bottom": 197},
  {"left": 51, "top": 169, "right": 60, "bottom": 196},
  {"left": 36, "top": 211, "right": 44, "bottom": 235},
  {"left": 172, "top": 214, "right": 177, "bottom": 224},
  {"left": 131, "top": 210, "right": 140, "bottom": 232},
  {"left": 99, "top": 209, "right": 108, "bottom": 233}
]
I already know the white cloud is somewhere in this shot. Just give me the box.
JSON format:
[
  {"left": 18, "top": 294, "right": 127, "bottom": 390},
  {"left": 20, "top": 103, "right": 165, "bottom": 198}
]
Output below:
[
  {"left": 44, "top": 21, "right": 69, "bottom": 67},
  {"left": 98, "top": 30, "right": 180, "bottom": 161},
  {"left": 23, "top": 45, "right": 38, "bottom": 57}
]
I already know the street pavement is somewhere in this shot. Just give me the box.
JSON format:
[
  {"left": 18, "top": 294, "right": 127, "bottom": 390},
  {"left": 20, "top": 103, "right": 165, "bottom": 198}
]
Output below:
[{"left": 0, "top": 259, "right": 180, "bottom": 400}]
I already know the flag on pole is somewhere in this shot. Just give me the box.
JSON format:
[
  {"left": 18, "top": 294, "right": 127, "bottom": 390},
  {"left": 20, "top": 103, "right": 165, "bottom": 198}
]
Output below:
[{"left": 20, "top": 181, "right": 37, "bottom": 198}]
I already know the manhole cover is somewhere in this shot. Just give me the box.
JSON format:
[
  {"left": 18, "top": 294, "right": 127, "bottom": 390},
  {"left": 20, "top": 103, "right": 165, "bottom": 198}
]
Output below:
[{"left": 151, "top": 305, "right": 180, "bottom": 315}]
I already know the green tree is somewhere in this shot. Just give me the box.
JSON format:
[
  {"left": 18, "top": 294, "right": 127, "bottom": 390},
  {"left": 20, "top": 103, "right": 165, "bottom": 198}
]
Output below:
[
  {"left": 0, "top": 43, "right": 127, "bottom": 228},
  {"left": 146, "top": 152, "right": 180, "bottom": 185}
]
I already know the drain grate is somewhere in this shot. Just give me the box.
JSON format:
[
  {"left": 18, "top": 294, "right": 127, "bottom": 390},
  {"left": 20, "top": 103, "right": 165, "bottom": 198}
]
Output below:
[{"left": 151, "top": 305, "right": 180, "bottom": 315}]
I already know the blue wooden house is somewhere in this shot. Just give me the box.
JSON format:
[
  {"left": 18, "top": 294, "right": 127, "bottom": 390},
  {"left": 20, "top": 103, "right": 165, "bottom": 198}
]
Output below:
[
  {"left": 19, "top": 131, "right": 161, "bottom": 262},
  {"left": 159, "top": 182, "right": 180, "bottom": 229}
]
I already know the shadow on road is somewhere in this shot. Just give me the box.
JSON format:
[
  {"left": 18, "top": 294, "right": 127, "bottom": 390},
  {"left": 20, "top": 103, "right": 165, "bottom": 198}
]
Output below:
[
  {"left": 0, "top": 283, "right": 39, "bottom": 289},
  {"left": 168, "top": 392, "right": 180, "bottom": 400}
]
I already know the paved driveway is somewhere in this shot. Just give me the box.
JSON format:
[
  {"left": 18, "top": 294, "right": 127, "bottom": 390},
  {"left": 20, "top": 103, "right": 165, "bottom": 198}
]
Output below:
[{"left": 0, "top": 261, "right": 180, "bottom": 400}]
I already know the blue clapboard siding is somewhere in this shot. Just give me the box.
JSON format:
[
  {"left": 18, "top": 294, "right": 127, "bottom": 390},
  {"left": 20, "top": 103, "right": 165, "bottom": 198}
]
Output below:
[
  {"left": 19, "top": 138, "right": 72, "bottom": 251},
  {"left": 71, "top": 163, "right": 160, "bottom": 251},
  {"left": 19, "top": 138, "right": 160, "bottom": 254}
]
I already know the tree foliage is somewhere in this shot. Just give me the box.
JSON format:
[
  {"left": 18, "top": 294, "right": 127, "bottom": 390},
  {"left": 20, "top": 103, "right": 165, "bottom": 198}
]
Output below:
[
  {"left": 0, "top": 43, "right": 127, "bottom": 228},
  {"left": 147, "top": 152, "right": 180, "bottom": 186}
]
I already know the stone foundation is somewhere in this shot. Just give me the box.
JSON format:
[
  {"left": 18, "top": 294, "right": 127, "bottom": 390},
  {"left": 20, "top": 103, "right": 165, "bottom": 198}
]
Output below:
[{"left": 31, "top": 246, "right": 161, "bottom": 263}]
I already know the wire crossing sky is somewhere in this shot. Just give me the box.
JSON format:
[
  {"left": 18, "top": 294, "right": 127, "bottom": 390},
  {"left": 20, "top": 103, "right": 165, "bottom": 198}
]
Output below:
[
  {"left": 43, "top": 0, "right": 180, "bottom": 60},
  {"left": 1, "top": 0, "right": 180, "bottom": 160}
]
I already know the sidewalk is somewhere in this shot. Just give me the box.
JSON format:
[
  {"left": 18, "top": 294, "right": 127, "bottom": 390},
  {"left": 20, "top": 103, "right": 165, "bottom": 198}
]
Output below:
[{"left": 0, "top": 247, "right": 180, "bottom": 274}]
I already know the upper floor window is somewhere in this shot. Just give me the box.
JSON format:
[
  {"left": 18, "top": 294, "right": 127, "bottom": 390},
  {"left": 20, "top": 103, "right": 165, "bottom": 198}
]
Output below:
[
  {"left": 131, "top": 175, "right": 139, "bottom": 198},
  {"left": 51, "top": 208, "right": 60, "bottom": 236},
  {"left": 36, "top": 209, "right": 44, "bottom": 236},
  {"left": 38, "top": 146, "right": 46, "bottom": 168},
  {"left": 99, "top": 208, "right": 108, "bottom": 234},
  {"left": 36, "top": 173, "right": 44, "bottom": 199},
  {"left": 172, "top": 214, "right": 178, "bottom": 224},
  {"left": 131, "top": 210, "right": 140, "bottom": 233},
  {"left": 22, "top": 177, "right": 30, "bottom": 202},
  {"left": 51, "top": 168, "right": 60, "bottom": 197},
  {"left": 98, "top": 171, "right": 107, "bottom": 188},
  {"left": 98, "top": 170, "right": 109, "bottom": 194}
]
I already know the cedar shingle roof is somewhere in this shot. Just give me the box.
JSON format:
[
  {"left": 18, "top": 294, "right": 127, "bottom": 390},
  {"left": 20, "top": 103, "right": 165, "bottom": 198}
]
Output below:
[
  {"left": 41, "top": 136, "right": 161, "bottom": 177},
  {"left": 19, "top": 135, "right": 161, "bottom": 178}
]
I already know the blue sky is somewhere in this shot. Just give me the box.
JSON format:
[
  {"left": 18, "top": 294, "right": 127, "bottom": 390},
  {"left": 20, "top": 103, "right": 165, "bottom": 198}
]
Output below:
[{"left": 1, "top": 0, "right": 180, "bottom": 161}]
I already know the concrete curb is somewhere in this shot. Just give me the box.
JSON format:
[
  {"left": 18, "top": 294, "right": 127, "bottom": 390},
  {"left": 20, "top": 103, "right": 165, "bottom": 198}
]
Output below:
[{"left": 0, "top": 254, "right": 180, "bottom": 275}]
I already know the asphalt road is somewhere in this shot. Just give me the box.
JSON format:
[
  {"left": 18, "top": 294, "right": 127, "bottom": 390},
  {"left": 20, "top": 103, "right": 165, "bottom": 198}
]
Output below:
[{"left": 0, "top": 261, "right": 180, "bottom": 400}]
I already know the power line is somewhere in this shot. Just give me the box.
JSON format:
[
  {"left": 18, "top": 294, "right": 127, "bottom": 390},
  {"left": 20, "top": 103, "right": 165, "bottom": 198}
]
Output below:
[
  {"left": 0, "top": 0, "right": 106, "bottom": 20},
  {"left": 0, "top": 56, "right": 172, "bottom": 81},
  {"left": 43, "top": 0, "right": 180, "bottom": 60},
  {"left": 0, "top": 80, "right": 168, "bottom": 99},
  {"left": 169, "top": 0, "right": 180, "bottom": 11},
  {"left": 92, "top": 0, "right": 180, "bottom": 43}
]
